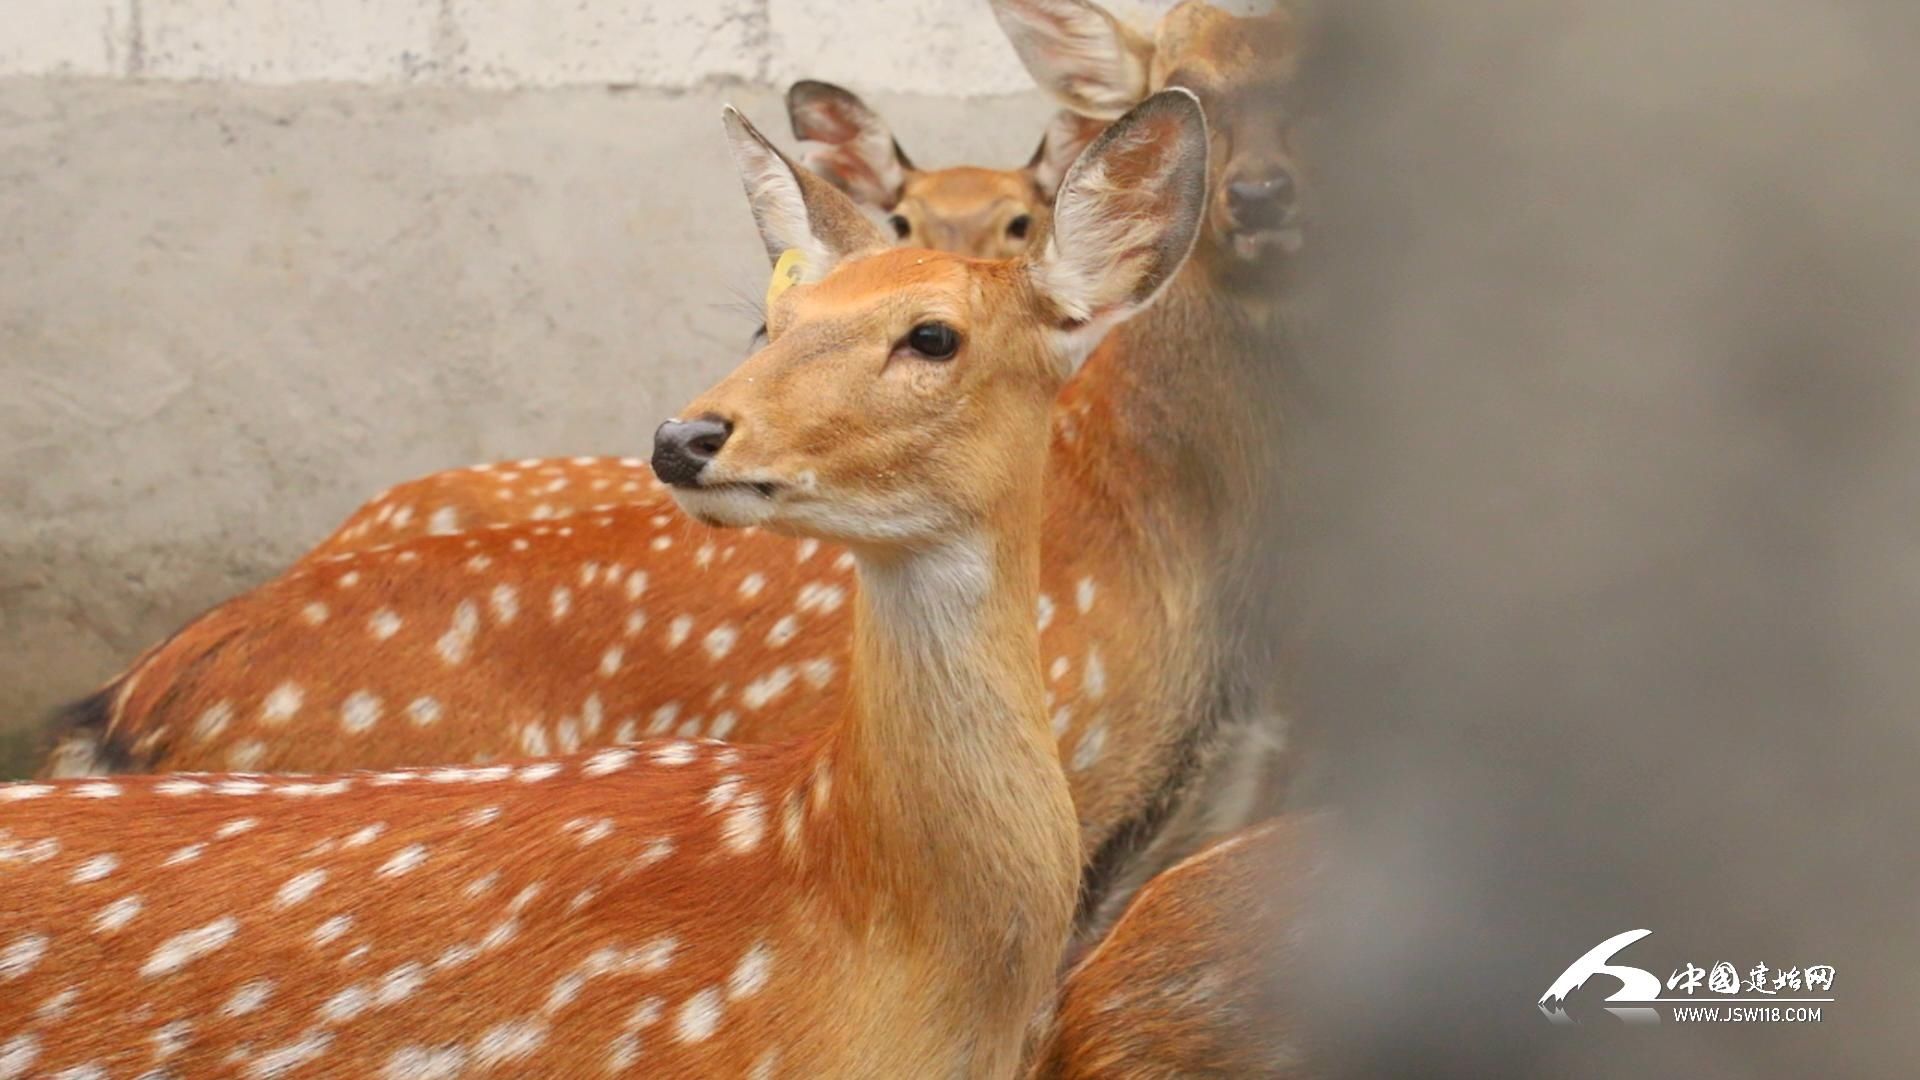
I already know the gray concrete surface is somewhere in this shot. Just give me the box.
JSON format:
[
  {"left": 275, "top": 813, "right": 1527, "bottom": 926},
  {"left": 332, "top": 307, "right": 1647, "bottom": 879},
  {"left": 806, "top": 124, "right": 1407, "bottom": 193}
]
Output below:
[{"left": 0, "top": 76, "right": 1055, "bottom": 775}]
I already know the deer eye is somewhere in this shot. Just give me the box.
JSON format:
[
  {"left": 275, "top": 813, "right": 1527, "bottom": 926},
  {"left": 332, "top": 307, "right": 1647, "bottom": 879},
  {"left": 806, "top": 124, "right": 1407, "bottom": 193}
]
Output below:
[
  {"left": 889, "top": 214, "right": 912, "bottom": 239},
  {"left": 1006, "top": 214, "right": 1033, "bottom": 240},
  {"left": 904, "top": 322, "right": 960, "bottom": 360}
]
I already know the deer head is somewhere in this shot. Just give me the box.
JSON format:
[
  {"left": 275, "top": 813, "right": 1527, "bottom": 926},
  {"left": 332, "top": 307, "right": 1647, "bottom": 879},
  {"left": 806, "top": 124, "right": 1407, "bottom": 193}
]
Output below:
[
  {"left": 787, "top": 80, "right": 1107, "bottom": 258},
  {"left": 655, "top": 90, "right": 1210, "bottom": 552},
  {"left": 992, "top": 0, "right": 1307, "bottom": 268}
]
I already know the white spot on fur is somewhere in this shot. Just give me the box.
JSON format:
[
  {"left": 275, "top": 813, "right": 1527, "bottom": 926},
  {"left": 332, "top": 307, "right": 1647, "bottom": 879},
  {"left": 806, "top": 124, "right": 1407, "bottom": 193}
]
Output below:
[
  {"left": 490, "top": 583, "right": 519, "bottom": 624},
  {"left": 650, "top": 741, "right": 695, "bottom": 766},
  {"left": 312, "top": 915, "right": 353, "bottom": 946},
  {"left": 729, "top": 942, "right": 773, "bottom": 999},
  {"left": 0, "top": 784, "right": 53, "bottom": 802},
  {"left": 703, "top": 624, "right": 739, "bottom": 661},
  {"left": 667, "top": 615, "right": 693, "bottom": 648},
  {"left": 71, "top": 853, "right": 116, "bottom": 884},
  {"left": 0, "top": 934, "right": 48, "bottom": 980},
  {"left": 0, "top": 1034, "right": 39, "bottom": 1078},
  {"left": 436, "top": 601, "right": 481, "bottom": 664},
  {"left": 229, "top": 739, "right": 267, "bottom": 770},
  {"left": 72, "top": 782, "right": 120, "bottom": 798},
  {"left": 379, "top": 844, "right": 428, "bottom": 877},
  {"left": 1072, "top": 722, "right": 1109, "bottom": 771},
  {"left": 796, "top": 582, "right": 845, "bottom": 614},
  {"left": 741, "top": 666, "right": 796, "bottom": 710},
  {"left": 341, "top": 691, "right": 383, "bottom": 734},
  {"left": 722, "top": 796, "right": 764, "bottom": 853},
  {"left": 261, "top": 682, "right": 305, "bottom": 725},
  {"left": 247, "top": 1032, "right": 332, "bottom": 1078},
  {"left": 407, "top": 696, "right": 443, "bottom": 727},
  {"left": 624, "top": 569, "right": 649, "bottom": 599},
  {"left": 193, "top": 701, "right": 234, "bottom": 742},
  {"left": 764, "top": 614, "right": 800, "bottom": 649},
  {"left": 302, "top": 601, "right": 331, "bottom": 625},
  {"left": 1037, "top": 593, "right": 1056, "bottom": 631},
  {"left": 384, "top": 1044, "right": 468, "bottom": 1079},
  {"left": 1082, "top": 647, "right": 1107, "bottom": 699},
  {"left": 800, "top": 658, "right": 837, "bottom": 689},
  {"left": 428, "top": 506, "right": 460, "bottom": 536},
  {"left": 224, "top": 979, "right": 275, "bottom": 1017},
  {"left": 345, "top": 822, "right": 386, "bottom": 847},
  {"left": 142, "top": 917, "right": 237, "bottom": 978},
  {"left": 585, "top": 748, "right": 635, "bottom": 776},
  {"left": 599, "top": 645, "right": 625, "bottom": 677},
  {"left": 550, "top": 586, "right": 573, "bottom": 620},
  {"left": 473, "top": 1021, "right": 546, "bottom": 1066},
  {"left": 674, "top": 988, "right": 724, "bottom": 1043},
  {"left": 369, "top": 609, "right": 404, "bottom": 640},
  {"left": 275, "top": 868, "right": 327, "bottom": 908}
]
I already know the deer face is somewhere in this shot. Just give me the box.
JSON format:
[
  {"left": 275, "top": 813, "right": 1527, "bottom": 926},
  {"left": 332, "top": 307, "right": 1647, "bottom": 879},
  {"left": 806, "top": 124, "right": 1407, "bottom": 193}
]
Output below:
[
  {"left": 991, "top": 0, "right": 1307, "bottom": 267},
  {"left": 657, "top": 92, "right": 1211, "bottom": 548},
  {"left": 787, "top": 81, "right": 1105, "bottom": 259}
]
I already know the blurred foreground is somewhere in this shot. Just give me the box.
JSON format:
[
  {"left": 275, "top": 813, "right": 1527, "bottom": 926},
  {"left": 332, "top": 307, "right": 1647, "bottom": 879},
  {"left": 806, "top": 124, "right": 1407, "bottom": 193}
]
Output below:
[{"left": 1285, "top": 2, "right": 1919, "bottom": 1075}]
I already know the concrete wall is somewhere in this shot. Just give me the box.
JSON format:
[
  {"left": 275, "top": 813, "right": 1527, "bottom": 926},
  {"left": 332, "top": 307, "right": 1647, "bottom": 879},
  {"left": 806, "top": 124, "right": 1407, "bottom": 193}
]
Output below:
[{"left": 0, "top": 0, "right": 1120, "bottom": 774}]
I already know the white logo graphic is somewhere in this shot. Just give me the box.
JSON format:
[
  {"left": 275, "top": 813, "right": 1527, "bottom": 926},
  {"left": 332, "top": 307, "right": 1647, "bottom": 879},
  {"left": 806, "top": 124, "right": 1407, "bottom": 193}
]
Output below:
[{"left": 1539, "top": 929, "right": 1835, "bottom": 1025}]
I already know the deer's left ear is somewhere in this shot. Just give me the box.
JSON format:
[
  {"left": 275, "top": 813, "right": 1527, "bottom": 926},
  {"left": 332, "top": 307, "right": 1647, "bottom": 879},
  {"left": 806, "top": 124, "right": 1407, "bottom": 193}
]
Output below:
[
  {"left": 1030, "top": 89, "right": 1209, "bottom": 369},
  {"left": 723, "top": 106, "right": 894, "bottom": 280},
  {"left": 1026, "top": 110, "right": 1108, "bottom": 199},
  {"left": 787, "top": 80, "right": 914, "bottom": 210}
]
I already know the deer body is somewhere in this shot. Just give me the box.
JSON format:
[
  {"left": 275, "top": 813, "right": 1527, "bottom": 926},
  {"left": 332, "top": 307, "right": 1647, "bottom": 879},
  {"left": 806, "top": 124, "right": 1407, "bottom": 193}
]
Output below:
[
  {"left": 1030, "top": 817, "right": 1323, "bottom": 1079},
  {"left": 8, "top": 91, "right": 1213, "bottom": 1078},
  {"left": 46, "top": 2, "right": 1303, "bottom": 945}
]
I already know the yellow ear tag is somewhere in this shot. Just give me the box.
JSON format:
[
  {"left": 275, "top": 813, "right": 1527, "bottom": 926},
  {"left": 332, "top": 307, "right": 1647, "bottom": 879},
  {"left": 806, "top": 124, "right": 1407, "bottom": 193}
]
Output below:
[{"left": 765, "top": 248, "right": 809, "bottom": 311}]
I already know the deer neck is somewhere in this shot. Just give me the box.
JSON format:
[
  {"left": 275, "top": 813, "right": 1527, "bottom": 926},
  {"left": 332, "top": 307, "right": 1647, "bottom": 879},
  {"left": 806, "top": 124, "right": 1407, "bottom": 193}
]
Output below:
[
  {"left": 1066, "top": 259, "right": 1293, "bottom": 580},
  {"left": 824, "top": 469, "right": 1079, "bottom": 1007}
]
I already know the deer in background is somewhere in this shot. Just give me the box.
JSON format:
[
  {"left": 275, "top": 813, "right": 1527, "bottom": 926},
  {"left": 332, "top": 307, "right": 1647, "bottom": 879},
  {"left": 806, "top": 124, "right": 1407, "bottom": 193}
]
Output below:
[
  {"left": 291, "top": 81, "right": 1102, "bottom": 564},
  {"left": 0, "top": 91, "right": 1208, "bottom": 1079},
  {"left": 1030, "top": 816, "right": 1325, "bottom": 1078},
  {"left": 42, "top": 0, "right": 1307, "bottom": 949}
]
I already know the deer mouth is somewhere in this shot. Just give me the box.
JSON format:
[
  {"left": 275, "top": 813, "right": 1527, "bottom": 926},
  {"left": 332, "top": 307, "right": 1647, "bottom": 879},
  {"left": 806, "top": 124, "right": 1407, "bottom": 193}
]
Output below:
[
  {"left": 667, "top": 479, "right": 782, "bottom": 528},
  {"left": 1227, "top": 222, "right": 1305, "bottom": 261}
]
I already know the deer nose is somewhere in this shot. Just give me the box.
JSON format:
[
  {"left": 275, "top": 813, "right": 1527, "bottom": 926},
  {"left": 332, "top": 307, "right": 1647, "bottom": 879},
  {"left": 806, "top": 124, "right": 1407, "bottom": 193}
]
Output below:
[
  {"left": 651, "top": 417, "right": 732, "bottom": 488},
  {"left": 1226, "top": 170, "right": 1296, "bottom": 229}
]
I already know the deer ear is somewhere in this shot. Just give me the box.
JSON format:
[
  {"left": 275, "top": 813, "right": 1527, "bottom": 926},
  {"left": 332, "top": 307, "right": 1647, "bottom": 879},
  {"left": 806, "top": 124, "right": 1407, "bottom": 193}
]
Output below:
[
  {"left": 1026, "top": 110, "right": 1108, "bottom": 199},
  {"left": 990, "top": 0, "right": 1155, "bottom": 121},
  {"left": 787, "top": 80, "right": 914, "bottom": 210},
  {"left": 1030, "top": 89, "right": 1209, "bottom": 365},
  {"left": 723, "top": 106, "right": 893, "bottom": 278}
]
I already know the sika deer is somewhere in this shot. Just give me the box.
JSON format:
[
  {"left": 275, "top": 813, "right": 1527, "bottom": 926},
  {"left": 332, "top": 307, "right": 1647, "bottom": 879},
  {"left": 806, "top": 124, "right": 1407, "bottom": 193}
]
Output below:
[
  {"left": 291, "top": 85, "right": 1103, "bottom": 564},
  {"left": 44, "top": 1, "right": 1306, "bottom": 950},
  {"left": 1030, "top": 817, "right": 1325, "bottom": 1079},
  {"left": 0, "top": 91, "right": 1209, "bottom": 1078}
]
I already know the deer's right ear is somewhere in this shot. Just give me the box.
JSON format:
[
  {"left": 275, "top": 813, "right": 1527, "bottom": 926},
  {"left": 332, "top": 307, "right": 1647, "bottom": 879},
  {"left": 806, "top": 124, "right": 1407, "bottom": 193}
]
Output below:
[
  {"left": 787, "top": 81, "right": 913, "bottom": 210},
  {"left": 990, "top": 0, "right": 1154, "bottom": 120},
  {"left": 723, "top": 106, "right": 892, "bottom": 277},
  {"left": 1030, "top": 89, "right": 1209, "bottom": 367}
]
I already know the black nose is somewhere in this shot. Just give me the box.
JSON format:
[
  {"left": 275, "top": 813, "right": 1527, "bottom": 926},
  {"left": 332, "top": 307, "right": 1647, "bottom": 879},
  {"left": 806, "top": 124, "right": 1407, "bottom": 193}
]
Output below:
[
  {"left": 651, "top": 417, "right": 732, "bottom": 488},
  {"left": 1227, "top": 171, "right": 1296, "bottom": 228}
]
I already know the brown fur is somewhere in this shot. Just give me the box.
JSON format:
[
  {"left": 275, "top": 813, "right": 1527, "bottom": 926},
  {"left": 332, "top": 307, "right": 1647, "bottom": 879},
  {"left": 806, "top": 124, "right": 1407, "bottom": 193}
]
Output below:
[
  {"left": 46, "top": 8, "right": 1305, "bottom": 954},
  {"left": 1031, "top": 817, "right": 1325, "bottom": 1079},
  {"left": 0, "top": 93, "right": 1237, "bottom": 1073}
]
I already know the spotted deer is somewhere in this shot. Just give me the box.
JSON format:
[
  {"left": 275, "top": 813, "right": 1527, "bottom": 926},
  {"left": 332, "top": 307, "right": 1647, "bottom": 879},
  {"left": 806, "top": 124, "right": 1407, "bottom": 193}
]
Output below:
[
  {"left": 294, "top": 83, "right": 1103, "bottom": 564},
  {"left": 42, "top": 0, "right": 1306, "bottom": 949},
  {"left": 0, "top": 92, "right": 1208, "bottom": 1078},
  {"left": 1029, "top": 817, "right": 1324, "bottom": 1079}
]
